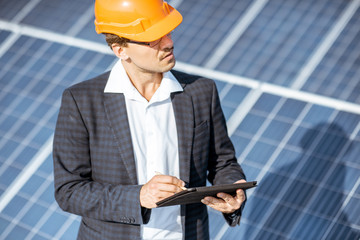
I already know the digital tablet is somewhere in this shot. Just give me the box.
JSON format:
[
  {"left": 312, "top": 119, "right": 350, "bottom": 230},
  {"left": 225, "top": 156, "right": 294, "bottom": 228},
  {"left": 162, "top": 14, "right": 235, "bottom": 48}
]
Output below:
[{"left": 156, "top": 181, "right": 257, "bottom": 207}]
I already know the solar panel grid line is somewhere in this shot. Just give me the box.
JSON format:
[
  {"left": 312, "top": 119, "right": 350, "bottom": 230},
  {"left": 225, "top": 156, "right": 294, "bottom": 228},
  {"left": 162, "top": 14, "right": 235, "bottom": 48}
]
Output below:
[
  {"left": 329, "top": 13, "right": 360, "bottom": 104},
  {"left": 2, "top": 51, "right": 100, "bottom": 133},
  {"left": 321, "top": 176, "right": 360, "bottom": 240},
  {"left": 0, "top": 212, "right": 51, "bottom": 240},
  {"left": 24, "top": 201, "right": 60, "bottom": 240},
  {"left": 261, "top": 83, "right": 360, "bottom": 115},
  {"left": 177, "top": 62, "right": 360, "bottom": 116},
  {"left": 0, "top": 39, "right": 38, "bottom": 94},
  {"left": 246, "top": 103, "right": 312, "bottom": 182},
  {"left": 0, "top": 38, "right": 53, "bottom": 103},
  {"left": 249, "top": 110, "right": 340, "bottom": 239},
  {"left": 242, "top": 122, "right": 328, "bottom": 237},
  {"left": 1, "top": 169, "right": 53, "bottom": 238},
  {"left": 11, "top": 0, "right": 42, "bottom": 24},
  {"left": 319, "top": 34, "right": 359, "bottom": 93},
  {"left": 334, "top": 73, "right": 360, "bottom": 105},
  {"left": 248, "top": 186, "right": 340, "bottom": 239},
  {"left": 0, "top": 91, "right": 51, "bottom": 131},
  {"left": 346, "top": 161, "right": 360, "bottom": 173},
  {"left": 234, "top": 0, "right": 311, "bottom": 85},
  {"left": 0, "top": 54, "right": 57, "bottom": 149},
  {"left": 218, "top": 82, "right": 234, "bottom": 101},
  {"left": 0, "top": 44, "right": 70, "bottom": 135},
  {"left": 0, "top": 136, "right": 52, "bottom": 213},
  {"left": 213, "top": 221, "right": 231, "bottom": 240},
  {"left": 169, "top": 0, "right": 184, "bottom": 9},
  {"left": 267, "top": 177, "right": 354, "bottom": 217},
  {"left": 286, "top": 120, "right": 360, "bottom": 237},
  {"left": 0, "top": 90, "right": 57, "bottom": 140},
  {"left": 332, "top": 54, "right": 360, "bottom": 101},
  {"left": 215, "top": 0, "right": 308, "bottom": 80},
  {"left": 353, "top": 225, "right": 360, "bottom": 233},
  {"left": 301, "top": 38, "right": 351, "bottom": 96},
  {"left": 2, "top": 21, "right": 360, "bottom": 115},
  {"left": 0, "top": 106, "right": 55, "bottom": 174},
  {"left": 176, "top": 61, "right": 262, "bottom": 89},
  {"left": 180, "top": 65, "right": 358, "bottom": 239},
  {"left": 0, "top": 46, "right": 107, "bottom": 207},
  {"left": 290, "top": 0, "right": 360, "bottom": 90},
  {"left": 0, "top": 32, "right": 21, "bottom": 59},
  {"left": 216, "top": 98, "right": 312, "bottom": 240},
  {"left": 3, "top": 154, "right": 82, "bottom": 238},
  {"left": 0, "top": 45, "right": 89, "bottom": 175},
  {"left": 0, "top": 20, "right": 111, "bottom": 55},
  {"left": 53, "top": 214, "right": 80, "bottom": 240},
  {"left": 0, "top": 46, "right": 108, "bottom": 213},
  {"left": 218, "top": 0, "right": 356, "bottom": 89},
  {"left": 0, "top": 20, "right": 22, "bottom": 36},
  {"left": 236, "top": 97, "right": 296, "bottom": 164},
  {"left": 65, "top": 4, "right": 95, "bottom": 37},
  {"left": 226, "top": 88, "right": 263, "bottom": 136},
  {"left": 204, "top": 0, "right": 269, "bottom": 69},
  {"left": 257, "top": 1, "right": 319, "bottom": 87}
]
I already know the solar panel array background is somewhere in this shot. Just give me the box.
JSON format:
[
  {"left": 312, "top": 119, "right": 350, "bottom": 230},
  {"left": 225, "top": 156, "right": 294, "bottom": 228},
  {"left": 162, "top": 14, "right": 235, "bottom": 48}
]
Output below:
[{"left": 0, "top": 0, "right": 359, "bottom": 239}]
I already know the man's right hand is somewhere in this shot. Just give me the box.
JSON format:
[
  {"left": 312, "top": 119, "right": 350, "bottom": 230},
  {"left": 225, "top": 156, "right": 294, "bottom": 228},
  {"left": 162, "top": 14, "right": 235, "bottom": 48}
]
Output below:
[{"left": 140, "top": 175, "right": 185, "bottom": 208}]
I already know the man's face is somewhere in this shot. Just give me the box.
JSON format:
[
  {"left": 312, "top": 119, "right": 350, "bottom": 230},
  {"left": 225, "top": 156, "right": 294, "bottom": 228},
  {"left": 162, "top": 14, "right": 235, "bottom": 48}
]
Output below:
[{"left": 123, "top": 33, "right": 176, "bottom": 74}]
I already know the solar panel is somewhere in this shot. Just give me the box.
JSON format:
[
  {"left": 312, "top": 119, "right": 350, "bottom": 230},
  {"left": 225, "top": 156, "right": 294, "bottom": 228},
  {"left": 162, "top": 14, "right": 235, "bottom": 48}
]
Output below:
[{"left": 0, "top": 0, "right": 359, "bottom": 239}]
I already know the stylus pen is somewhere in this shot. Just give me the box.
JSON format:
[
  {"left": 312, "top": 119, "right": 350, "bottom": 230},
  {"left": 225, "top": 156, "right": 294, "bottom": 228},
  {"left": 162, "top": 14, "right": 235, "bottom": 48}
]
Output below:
[{"left": 155, "top": 171, "right": 187, "bottom": 190}]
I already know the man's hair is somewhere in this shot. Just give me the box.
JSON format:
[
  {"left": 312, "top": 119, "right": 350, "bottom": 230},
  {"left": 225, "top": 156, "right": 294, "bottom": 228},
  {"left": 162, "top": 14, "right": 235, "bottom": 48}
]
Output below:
[{"left": 103, "top": 33, "right": 130, "bottom": 49}]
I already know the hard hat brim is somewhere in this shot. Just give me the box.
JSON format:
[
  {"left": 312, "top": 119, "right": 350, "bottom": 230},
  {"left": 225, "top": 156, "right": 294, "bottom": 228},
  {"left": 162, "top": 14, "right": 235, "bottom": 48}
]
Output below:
[{"left": 131, "top": 7, "right": 183, "bottom": 42}]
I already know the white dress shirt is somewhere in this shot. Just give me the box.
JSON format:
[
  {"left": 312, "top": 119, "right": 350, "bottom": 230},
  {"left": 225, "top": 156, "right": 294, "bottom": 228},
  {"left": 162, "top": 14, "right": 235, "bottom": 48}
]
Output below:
[{"left": 104, "top": 60, "right": 183, "bottom": 240}]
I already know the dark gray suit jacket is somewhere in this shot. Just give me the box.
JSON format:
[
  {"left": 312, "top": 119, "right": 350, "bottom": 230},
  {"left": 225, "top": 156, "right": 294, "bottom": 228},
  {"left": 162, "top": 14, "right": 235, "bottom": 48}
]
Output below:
[{"left": 53, "top": 70, "right": 246, "bottom": 240}]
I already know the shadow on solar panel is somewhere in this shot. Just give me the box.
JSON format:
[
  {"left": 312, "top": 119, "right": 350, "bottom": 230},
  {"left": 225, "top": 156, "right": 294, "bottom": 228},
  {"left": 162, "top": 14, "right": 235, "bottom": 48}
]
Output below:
[{"left": 245, "top": 123, "right": 359, "bottom": 239}]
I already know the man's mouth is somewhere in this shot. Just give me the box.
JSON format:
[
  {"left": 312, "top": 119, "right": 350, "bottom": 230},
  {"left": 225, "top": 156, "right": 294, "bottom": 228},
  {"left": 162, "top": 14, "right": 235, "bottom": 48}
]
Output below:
[{"left": 162, "top": 51, "right": 174, "bottom": 61}]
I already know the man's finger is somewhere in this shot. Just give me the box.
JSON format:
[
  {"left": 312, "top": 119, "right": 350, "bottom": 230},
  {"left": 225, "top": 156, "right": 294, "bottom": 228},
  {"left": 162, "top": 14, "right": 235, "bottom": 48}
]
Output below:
[
  {"left": 153, "top": 175, "right": 185, "bottom": 189},
  {"left": 236, "top": 189, "right": 246, "bottom": 202},
  {"left": 201, "top": 196, "right": 222, "bottom": 206},
  {"left": 201, "top": 196, "right": 234, "bottom": 213},
  {"left": 217, "top": 193, "right": 237, "bottom": 205}
]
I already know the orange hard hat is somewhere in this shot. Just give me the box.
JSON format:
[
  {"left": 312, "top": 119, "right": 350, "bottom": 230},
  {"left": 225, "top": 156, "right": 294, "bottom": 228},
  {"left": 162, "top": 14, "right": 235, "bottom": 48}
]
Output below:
[{"left": 94, "top": 0, "right": 183, "bottom": 42}]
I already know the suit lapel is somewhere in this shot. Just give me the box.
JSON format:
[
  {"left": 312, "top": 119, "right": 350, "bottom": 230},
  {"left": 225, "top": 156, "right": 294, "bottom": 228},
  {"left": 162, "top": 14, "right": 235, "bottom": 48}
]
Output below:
[
  {"left": 171, "top": 90, "right": 194, "bottom": 185},
  {"left": 103, "top": 93, "right": 138, "bottom": 184},
  {"left": 103, "top": 74, "right": 195, "bottom": 186}
]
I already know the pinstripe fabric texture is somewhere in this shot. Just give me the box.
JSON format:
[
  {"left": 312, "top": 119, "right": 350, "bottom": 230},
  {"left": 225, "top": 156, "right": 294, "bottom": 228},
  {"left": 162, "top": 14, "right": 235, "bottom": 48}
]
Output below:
[{"left": 53, "top": 70, "right": 246, "bottom": 240}]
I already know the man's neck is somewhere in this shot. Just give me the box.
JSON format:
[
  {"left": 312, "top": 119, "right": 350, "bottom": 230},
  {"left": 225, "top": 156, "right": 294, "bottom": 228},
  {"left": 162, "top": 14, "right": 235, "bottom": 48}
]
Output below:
[{"left": 122, "top": 61, "right": 163, "bottom": 101}]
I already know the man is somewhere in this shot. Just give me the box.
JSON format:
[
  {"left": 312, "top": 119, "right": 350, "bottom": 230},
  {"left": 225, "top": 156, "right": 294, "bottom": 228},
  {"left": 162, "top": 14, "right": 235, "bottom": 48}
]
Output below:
[{"left": 53, "top": 0, "right": 247, "bottom": 239}]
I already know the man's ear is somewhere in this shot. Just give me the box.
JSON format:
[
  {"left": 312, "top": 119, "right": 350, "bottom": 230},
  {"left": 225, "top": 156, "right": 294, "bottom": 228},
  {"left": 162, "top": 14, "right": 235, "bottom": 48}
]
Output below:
[{"left": 111, "top": 44, "right": 129, "bottom": 60}]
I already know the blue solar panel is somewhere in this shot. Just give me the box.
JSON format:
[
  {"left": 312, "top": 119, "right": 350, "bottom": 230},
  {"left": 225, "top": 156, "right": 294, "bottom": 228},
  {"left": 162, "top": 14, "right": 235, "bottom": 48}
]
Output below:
[
  {"left": 302, "top": 6, "right": 360, "bottom": 104},
  {"left": 173, "top": 0, "right": 253, "bottom": 65},
  {"left": 216, "top": 0, "right": 348, "bottom": 86},
  {"left": 218, "top": 84, "right": 251, "bottom": 119},
  {"left": 20, "top": 0, "right": 92, "bottom": 34},
  {"left": 0, "top": 0, "right": 29, "bottom": 20},
  {"left": 0, "top": 0, "right": 359, "bottom": 239},
  {"left": 226, "top": 106, "right": 360, "bottom": 239}
]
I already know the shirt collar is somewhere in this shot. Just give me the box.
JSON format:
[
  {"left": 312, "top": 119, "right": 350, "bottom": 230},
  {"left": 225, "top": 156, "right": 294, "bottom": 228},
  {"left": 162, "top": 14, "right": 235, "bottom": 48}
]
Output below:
[{"left": 104, "top": 59, "right": 183, "bottom": 102}]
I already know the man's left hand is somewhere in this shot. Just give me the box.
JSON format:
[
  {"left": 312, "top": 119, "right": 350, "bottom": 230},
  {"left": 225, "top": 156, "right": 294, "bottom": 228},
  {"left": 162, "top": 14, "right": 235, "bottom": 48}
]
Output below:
[{"left": 201, "top": 179, "right": 246, "bottom": 214}]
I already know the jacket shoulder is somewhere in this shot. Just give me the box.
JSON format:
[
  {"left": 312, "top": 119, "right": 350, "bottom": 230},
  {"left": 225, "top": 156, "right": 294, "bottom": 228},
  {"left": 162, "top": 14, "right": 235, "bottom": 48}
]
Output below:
[
  {"left": 67, "top": 71, "right": 110, "bottom": 94},
  {"left": 171, "top": 70, "right": 214, "bottom": 85},
  {"left": 171, "top": 69, "right": 217, "bottom": 96}
]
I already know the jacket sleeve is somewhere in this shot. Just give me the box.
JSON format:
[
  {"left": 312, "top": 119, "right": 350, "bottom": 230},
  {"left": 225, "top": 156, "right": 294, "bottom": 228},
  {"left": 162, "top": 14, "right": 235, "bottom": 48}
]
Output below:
[
  {"left": 207, "top": 81, "right": 247, "bottom": 226},
  {"left": 53, "top": 89, "right": 150, "bottom": 225}
]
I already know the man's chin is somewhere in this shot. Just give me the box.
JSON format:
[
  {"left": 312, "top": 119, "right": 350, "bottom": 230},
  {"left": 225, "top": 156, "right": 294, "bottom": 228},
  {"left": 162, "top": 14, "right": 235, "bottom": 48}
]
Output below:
[{"left": 161, "top": 59, "right": 176, "bottom": 73}]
